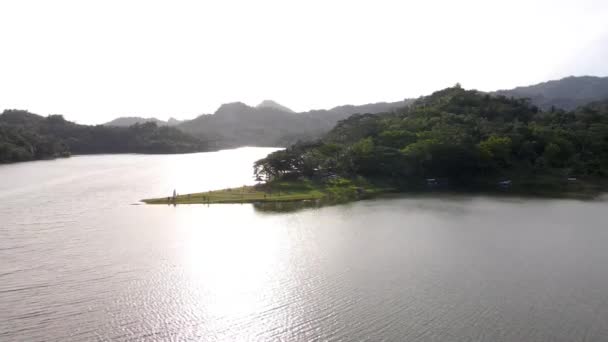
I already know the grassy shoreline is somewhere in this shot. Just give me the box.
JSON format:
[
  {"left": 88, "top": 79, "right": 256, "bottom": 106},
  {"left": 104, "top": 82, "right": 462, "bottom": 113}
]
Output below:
[
  {"left": 142, "top": 177, "right": 607, "bottom": 206},
  {"left": 142, "top": 178, "right": 393, "bottom": 205}
]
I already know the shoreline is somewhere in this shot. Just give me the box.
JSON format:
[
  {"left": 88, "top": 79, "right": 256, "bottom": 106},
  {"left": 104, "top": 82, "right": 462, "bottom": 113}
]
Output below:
[
  {"left": 142, "top": 179, "right": 391, "bottom": 205},
  {"left": 141, "top": 178, "right": 608, "bottom": 206}
]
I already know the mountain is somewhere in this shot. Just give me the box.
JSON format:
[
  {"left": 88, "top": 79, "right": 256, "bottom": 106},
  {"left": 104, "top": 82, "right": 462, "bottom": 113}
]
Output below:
[
  {"left": 256, "top": 100, "right": 295, "bottom": 113},
  {"left": 254, "top": 86, "right": 608, "bottom": 188},
  {"left": 104, "top": 116, "right": 182, "bottom": 127},
  {"left": 0, "top": 110, "right": 206, "bottom": 163},
  {"left": 325, "top": 100, "right": 413, "bottom": 117},
  {"left": 177, "top": 101, "right": 307, "bottom": 148},
  {"left": 178, "top": 99, "right": 413, "bottom": 148},
  {"left": 493, "top": 76, "right": 608, "bottom": 111},
  {"left": 166, "top": 117, "right": 182, "bottom": 125}
]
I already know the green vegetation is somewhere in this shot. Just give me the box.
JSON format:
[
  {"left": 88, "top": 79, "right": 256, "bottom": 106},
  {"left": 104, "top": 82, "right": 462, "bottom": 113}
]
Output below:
[
  {"left": 144, "top": 84, "right": 608, "bottom": 207},
  {"left": 112, "top": 76, "right": 608, "bottom": 149},
  {"left": 0, "top": 110, "right": 207, "bottom": 163},
  {"left": 142, "top": 178, "right": 393, "bottom": 205},
  {"left": 253, "top": 85, "right": 608, "bottom": 198},
  {"left": 6, "top": 76, "right": 607, "bottom": 164}
]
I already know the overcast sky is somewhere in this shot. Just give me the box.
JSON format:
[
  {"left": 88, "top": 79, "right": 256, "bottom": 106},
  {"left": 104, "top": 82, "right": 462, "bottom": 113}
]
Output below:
[{"left": 1, "top": 0, "right": 607, "bottom": 124}]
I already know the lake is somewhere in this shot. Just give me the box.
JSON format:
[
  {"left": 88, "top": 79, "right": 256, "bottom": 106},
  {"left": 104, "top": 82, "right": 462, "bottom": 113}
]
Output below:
[{"left": 1, "top": 147, "right": 608, "bottom": 341}]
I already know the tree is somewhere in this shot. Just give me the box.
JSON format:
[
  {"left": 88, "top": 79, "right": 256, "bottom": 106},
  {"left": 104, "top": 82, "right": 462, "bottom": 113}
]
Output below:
[
  {"left": 479, "top": 135, "right": 512, "bottom": 167},
  {"left": 543, "top": 143, "right": 561, "bottom": 166}
]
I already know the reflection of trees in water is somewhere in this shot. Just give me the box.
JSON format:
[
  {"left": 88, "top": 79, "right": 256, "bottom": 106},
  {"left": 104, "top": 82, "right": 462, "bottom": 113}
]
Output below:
[
  {"left": 252, "top": 194, "right": 369, "bottom": 213},
  {"left": 253, "top": 199, "right": 324, "bottom": 213}
]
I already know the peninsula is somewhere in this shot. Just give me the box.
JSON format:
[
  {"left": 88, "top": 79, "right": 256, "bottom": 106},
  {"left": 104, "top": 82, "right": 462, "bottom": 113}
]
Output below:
[
  {"left": 143, "top": 85, "right": 608, "bottom": 205},
  {"left": 142, "top": 178, "right": 392, "bottom": 205}
]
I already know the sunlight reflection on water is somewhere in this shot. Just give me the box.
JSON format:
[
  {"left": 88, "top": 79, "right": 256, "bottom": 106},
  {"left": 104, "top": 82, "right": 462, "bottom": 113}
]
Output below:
[{"left": 2, "top": 148, "right": 608, "bottom": 341}]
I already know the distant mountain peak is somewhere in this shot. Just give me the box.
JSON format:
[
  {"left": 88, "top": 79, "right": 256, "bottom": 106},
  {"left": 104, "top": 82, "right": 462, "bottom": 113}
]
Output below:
[
  {"left": 216, "top": 102, "right": 251, "bottom": 114},
  {"left": 492, "top": 75, "right": 608, "bottom": 111},
  {"left": 256, "top": 100, "right": 294, "bottom": 113},
  {"left": 104, "top": 116, "right": 181, "bottom": 127}
]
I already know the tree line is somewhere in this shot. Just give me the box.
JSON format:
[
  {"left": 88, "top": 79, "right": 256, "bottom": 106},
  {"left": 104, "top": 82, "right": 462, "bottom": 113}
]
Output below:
[
  {"left": 0, "top": 110, "right": 207, "bottom": 163},
  {"left": 254, "top": 86, "right": 608, "bottom": 187}
]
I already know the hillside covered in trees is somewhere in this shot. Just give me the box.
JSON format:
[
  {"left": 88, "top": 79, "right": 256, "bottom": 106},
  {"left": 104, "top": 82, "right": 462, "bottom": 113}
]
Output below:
[
  {"left": 4, "top": 76, "right": 607, "bottom": 166},
  {"left": 0, "top": 110, "right": 206, "bottom": 163},
  {"left": 254, "top": 86, "right": 608, "bottom": 190},
  {"left": 101, "top": 76, "right": 607, "bottom": 150}
]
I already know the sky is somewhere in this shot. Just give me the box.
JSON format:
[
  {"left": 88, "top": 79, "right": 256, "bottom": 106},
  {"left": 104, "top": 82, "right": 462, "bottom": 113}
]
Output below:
[{"left": 1, "top": 0, "right": 607, "bottom": 124}]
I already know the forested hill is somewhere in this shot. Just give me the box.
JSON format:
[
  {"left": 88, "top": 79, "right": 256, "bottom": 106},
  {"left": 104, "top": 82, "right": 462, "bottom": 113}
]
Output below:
[
  {"left": 254, "top": 86, "right": 608, "bottom": 187},
  {"left": 177, "top": 99, "right": 412, "bottom": 149},
  {"left": 493, "top": 76, "right": 608, "bottom": 111},
  {"left": 0, "top": 110, "right": 206, "bottom": 163}
]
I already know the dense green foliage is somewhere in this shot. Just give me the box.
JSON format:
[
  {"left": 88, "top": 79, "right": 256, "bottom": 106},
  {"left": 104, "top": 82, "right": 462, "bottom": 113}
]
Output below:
[
  {"left": 254, "top": 86, "right": 608, "bottom": 187},
  {"left": 0, "top": 110, "right": 206, "bottom": 163},
  {"left": 101, "top": 76, "right": 608, "bottom": 150}
]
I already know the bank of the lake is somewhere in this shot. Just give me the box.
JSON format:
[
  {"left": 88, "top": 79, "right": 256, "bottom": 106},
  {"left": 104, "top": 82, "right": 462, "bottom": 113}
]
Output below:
[
  {"left": 142, "top": 175, "right": 608, "bottom": 206},
  {"left": 142, "top": 178, "right": 393, "bottom": 205}
]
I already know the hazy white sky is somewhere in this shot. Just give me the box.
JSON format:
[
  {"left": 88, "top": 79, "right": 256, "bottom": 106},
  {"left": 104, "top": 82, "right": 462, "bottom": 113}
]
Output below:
[{"left": 1, "top": 0, "right": 607, "bottom": 124}]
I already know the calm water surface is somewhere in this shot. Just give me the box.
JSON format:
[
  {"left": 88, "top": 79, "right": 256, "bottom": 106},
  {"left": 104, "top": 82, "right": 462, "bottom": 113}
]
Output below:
[{"left": 1, "top": 147, "right": 608, "bottom": 341}]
